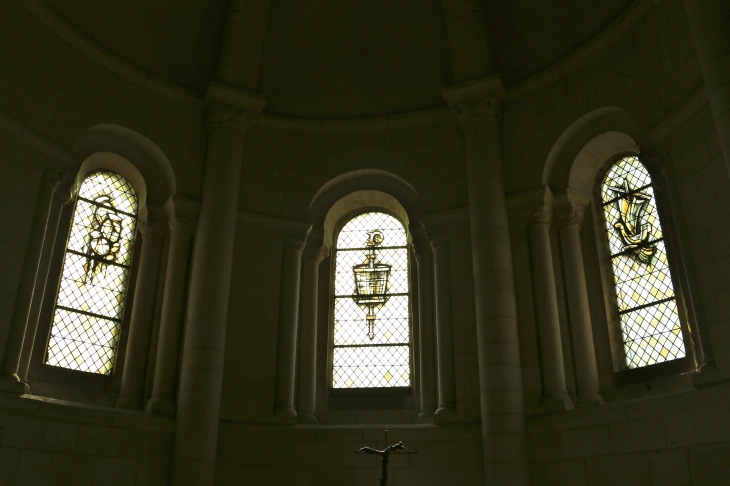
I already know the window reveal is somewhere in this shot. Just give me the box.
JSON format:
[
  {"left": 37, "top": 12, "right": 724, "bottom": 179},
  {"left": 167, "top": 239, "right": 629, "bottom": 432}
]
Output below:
[
  {"left": 333, "top": 212, "right": 411, "bottom": 388},
  {"left": 46, "top": 172, "right": 138, "bottom": 374},
  {"left": 600, "top": 156, "right": 686, "bottom": 369}
]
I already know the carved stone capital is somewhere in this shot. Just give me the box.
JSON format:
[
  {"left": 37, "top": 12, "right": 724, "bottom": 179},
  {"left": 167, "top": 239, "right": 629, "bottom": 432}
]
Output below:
[
  {"left": 168, "top": 214, "right": 197, "bottom": 235},
  {"left": 283, "top": 233, "right": 306, "bottom": 253},
  {"left": 555, "top": 204, "right": 585, "bottom": 229},
  {"left": 302, "top": 228, "right": 329, "bottom": 262},
  {"left": 410, "top": 225, "right": 432, "bottom": 260},
  {"left": 205, "top": 102, "right": 259, "bottom": 133},
  {"left": 429, "top": 230, "right": 450, "bottom": 252},
  {"left": 451, "top": 95, "right": 502, "bottom": 125},
  {"left": 139, "top": 216, "right": 167, "bottom": 237},
  {"left": 528, "top": 205, "right": 553, "bottom": 227}
]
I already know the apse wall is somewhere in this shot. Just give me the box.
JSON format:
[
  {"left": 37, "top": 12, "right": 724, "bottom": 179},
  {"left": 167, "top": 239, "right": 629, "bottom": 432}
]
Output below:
[{"left": 0, "top": 0, "right": 729, "bottom": 484}]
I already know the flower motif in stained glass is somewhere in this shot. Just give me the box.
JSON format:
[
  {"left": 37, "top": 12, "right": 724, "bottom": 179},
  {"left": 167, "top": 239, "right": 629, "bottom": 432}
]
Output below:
[{"left": 46, "top": 171, "right": 138, "bottom": 375}]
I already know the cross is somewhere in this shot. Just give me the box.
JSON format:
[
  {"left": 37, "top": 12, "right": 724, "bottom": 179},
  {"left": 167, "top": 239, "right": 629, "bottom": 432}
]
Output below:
[{"left": 356, "top": 430, "right": 417, "bottom": 486}]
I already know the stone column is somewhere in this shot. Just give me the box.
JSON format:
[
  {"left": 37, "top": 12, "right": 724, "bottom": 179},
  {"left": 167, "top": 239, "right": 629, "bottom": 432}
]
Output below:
[
  {"left": 0, "top": 167, "right": 60, "bottom": 393},
  {"left": 412, "top": 227, "right": 437, "bottom": 420},
  {"left": 116, "top": 214, "right": 166, "bottom": 410},
  {"left": 527, "top": 203, "right": 572, "bottom": 409},
  {"left": 443, "top": 77, "right": 528, "bottom": 485},
  {"left": 431, "top": 231, "right": 456, "bottom": 415},
  {"left": 146, "top": 198, "right": 197, "bottom": 414},
  {"left": 684, "top": 0, "right": 730, "bottom": 173},
  {"left": 274, "top": 234, "right": 304, "bottom": 418},
  {"left": 556, "top": 202, "right": 603, "bottom": 404},
  {"left": 19, "top": 178, "right": 72, "bottom": 381},
  {"left": 170, "top": 92, "right": 264, "bottom": 486},
  {"left": 297, "top": 228, "right": 327, "bottom": 424}
]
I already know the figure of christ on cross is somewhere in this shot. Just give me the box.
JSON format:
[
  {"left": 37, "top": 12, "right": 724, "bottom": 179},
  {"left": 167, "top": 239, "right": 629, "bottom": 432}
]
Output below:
[{"left": 357, "top": 430, "right": 417, "bottom": 486}]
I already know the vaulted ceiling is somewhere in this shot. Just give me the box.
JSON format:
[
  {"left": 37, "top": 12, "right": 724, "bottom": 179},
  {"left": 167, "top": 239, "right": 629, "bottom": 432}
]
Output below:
[{"left": 42, "top": 0, "right": 636, "bottom": 118}]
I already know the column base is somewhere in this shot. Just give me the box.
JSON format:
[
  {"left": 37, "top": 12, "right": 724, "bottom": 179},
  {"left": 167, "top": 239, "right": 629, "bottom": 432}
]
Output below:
[
  {"left": 575, "top": 392, "right": 605, "bottom": 408},
  {"left": 116, "top": 396, "right": 143, "bottom": 411},
  {"left": 145, "top": 396, "right": 176, "bottom": 415},
  {"left": 434, "top": 404, "right": 456, "bottom": 415},
  {"left": 297, "top": 414, "right": 318, "bottom": 425},
  {"left": 274, "top": 406, "right": 297, "bottom": 417},
  {"left": 415, "top": 409, "right": 435, "bottom": 423},
  {"left": 0, "top": 374, "right": 29, "bottom": 395},
  {"left": 540, "top": 395, "right": 574, "bottom": 412}
]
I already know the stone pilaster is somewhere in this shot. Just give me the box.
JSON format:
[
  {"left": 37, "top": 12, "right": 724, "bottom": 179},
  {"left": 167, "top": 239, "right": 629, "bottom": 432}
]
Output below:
[
  {"left": 555, "top": 200, "right": 603, "bottom": 405},
  {"left": 296, "top": 227, "right": 328, "bottom": 425},
  {"left": 0, "top": 167, "right": 62, "bottom": 393},
  {"left": 117, "top": 212, "right": 166, "bottom": 410},
  {"left": 146, "top": 197, "right": 198, "bottom": 414}
]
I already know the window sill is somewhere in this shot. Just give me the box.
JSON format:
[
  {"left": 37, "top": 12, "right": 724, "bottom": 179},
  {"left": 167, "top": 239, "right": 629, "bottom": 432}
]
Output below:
[{"left": 328, "top": 386, "right": 412, "bottom": 397}]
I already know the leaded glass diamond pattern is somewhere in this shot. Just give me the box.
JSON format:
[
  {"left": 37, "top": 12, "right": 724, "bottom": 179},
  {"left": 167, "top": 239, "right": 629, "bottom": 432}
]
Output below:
[
  {"left": 46, "top": 172, "right": 138, "bottom": 375},
  {"left": 332, "top": 212, "right": 411, "bottom": 388},
  {"left": 601, "top": 157, "right": 686, "bottom": 369}
]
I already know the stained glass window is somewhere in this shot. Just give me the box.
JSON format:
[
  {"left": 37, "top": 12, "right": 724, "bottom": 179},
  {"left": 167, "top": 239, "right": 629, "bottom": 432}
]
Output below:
[
  {"left": 332, "top": 212, "right": 411, "bottom": 388},
  {"left": 46, "top": 172, "right": 138, "bottom": 374},
  {"left": 601, "top": 156, "right": 686, "bottom": 369}
]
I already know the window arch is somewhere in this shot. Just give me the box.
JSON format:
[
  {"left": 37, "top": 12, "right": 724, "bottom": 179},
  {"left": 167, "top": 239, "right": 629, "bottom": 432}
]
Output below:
[
  {"left": 331, "top": 211, "right": 411, "bottom": 388},
  {"left": 599, "top": 156, "right": 686, "bottom": 369},
  {"left": 46, "top": 171, "right": 138, "bottom": 375}
]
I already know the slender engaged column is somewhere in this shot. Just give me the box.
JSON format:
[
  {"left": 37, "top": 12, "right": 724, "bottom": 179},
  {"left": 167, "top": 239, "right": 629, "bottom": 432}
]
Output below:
[
  {"left": 527, "top": 205, "right": 572, "bottom": 408},
  {"left": 274, "top": 235, "right": 304, "bottom": 418},
  {"left": 412, "top": 227, "right": 437, "bottom": 420},
  {"left": 431, "top": 231, "right": 456, "bottom": 415},
  {"left": 146, "top": 203, "right": 196, "bottom": 414},
  {"left": 297, "top": 228, "right": 327, "bottom": 425},
  {"left": 556, "top": 203, "right": 603, "bottom": 404},
  {"left": 684, "top": 0, "right": 730, "bottom": 173},
  {"left": 170, "top": 97, "right": 263, "bottom": 486},
  {"left": 117, "top": 215, "right": 165, "bottom": 410},
  {"left": 0, "top": 167, "right": 60, "bottom": 393},
  {"left": 19, "top": 179, "right": 72, "bottom": 381},
  {"left": 443, "top": 78, "right": 529, "bottom": 485}
]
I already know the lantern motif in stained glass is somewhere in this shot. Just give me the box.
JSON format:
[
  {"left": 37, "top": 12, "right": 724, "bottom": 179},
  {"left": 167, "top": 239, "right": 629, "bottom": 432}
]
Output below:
[{"left": 352, "top": 230, "right": 392, "bottom": 340}]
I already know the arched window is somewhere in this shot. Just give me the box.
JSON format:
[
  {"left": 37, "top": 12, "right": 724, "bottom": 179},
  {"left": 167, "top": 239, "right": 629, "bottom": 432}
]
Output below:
[
  {"left": 600, "top": 156, "right": 686, "bottom": 369},
  {"left": 332, "top": 211, "right": 411, "bottom": 388},
  {"left": 46, "top": 172, "right": 138, "bottom": 375}
]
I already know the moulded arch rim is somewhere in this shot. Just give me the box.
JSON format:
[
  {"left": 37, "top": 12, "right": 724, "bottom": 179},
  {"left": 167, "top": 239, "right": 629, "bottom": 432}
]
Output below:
[
  {"left": 73, "top": 124, "right": 176, "bottom": 212},
  {"left": 308, "top": 170, "right": 423, "bottom": 231}
]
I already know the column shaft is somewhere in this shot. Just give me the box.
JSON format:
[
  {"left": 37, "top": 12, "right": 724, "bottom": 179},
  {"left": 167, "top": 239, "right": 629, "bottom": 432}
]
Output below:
[
  {"left": 274, "top": 237, "right": 303, "bottom": 417},
  {"left": 527, "top": 209, "right": 571, "bottom": 407},
  {"left": 431, "top": 234, "right": 456, "bottom": 415},
  {"left": 297, "top": 230, "right": 325, "bottom": 424},
  {"left": 170, "top": 119, "right": 247, "bottom": 486},
  {"left": 414, "top": 235, "right": 437, "bottom": 419},
  {"left": 0, "top": 168, "right": 59, "bottom": 392},
  {"left": 557, "top": 205, "right": 603, "bottom": 404},
  {"left": 460, "top": 102, "right": 528, "bottom": 484},
  {"left": 117, "top": 218, "right": 165, "bottom": 409},
  {"left": 19, "top": 182, "right": 70, "bottom": 381},
  {"left": 146, "top": 217, "right": 194, "bottom": 414},
  {"left": 684, "top": 0, "right": 730, "bottom": 172}
]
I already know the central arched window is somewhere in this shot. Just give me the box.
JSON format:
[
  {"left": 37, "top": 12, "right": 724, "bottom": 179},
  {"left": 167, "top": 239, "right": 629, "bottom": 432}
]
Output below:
[
  {"left": 600, "top": 156, "right": 686, "bottom": 369},
  {"left": 332, "top": 211, "right": 411, "bottom": 388},
  {"left": 46, "top": 171, "right": 138, "bottom": 375}
]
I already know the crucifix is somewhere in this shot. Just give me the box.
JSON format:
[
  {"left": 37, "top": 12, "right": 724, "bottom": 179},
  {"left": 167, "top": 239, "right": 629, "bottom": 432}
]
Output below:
[{"left": 356, "top": 430, "right": 417, "bottom": 486}]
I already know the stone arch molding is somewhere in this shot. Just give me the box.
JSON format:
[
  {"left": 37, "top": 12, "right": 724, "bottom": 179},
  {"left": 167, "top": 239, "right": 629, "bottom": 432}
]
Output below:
[
  {"left": 543, "top": 107, "right": 641, "bottom": 196},
  {"left": 73, "top": 124, "right": 177, "bottom": 219},
  {"left": 518, "top": 75, "right": 663, "bottom": 194},
  {"left": 308, "top": 169, "right": 424, "bottom": 248}
]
